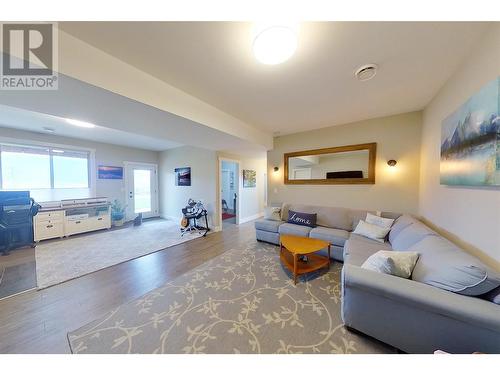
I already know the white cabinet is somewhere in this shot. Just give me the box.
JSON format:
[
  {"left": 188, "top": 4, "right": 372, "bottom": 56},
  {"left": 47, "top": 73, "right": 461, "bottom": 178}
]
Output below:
[{"left": 34, "top": 200, "right": 111, "bottom": 242}]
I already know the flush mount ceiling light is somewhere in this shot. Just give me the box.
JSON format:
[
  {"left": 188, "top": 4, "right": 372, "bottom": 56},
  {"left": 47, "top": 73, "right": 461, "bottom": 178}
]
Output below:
[
  {"left": 66, "top": 118, "right": 96, "bottom": 128},
  {"left": 355, "top": 64, "right": 378, "bottom": 81},
  {"left": 253, "top": 25, "right": 298, "bottom": 65}
]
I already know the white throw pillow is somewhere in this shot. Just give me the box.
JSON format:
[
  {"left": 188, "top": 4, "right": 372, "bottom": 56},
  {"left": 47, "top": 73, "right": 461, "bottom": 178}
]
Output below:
[
  {"left": 366, "top": 212, "right": 395, "bottom": 229},
  {"left": 263, "top": 206, "right": 281, "bottom": 221},
  {"left": 353, "top": 220, "right": 391, "bottom": 243},
  {"left": 362, "top": 250, "right": 420, "bottom": 279}
]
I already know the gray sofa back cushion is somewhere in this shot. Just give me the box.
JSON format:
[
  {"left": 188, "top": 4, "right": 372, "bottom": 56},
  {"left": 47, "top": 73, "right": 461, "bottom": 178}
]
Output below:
[
  {"left": 390, "top": 221, "right": 437, "bottom": 250},
  {"left": 389, "top": 214, "right": 419, "bottom": 243},
  {"left": 281, "top": 203, "right": 401, "bottom": 232},
  {"left": 281, "top": 204, "right": 354, "bottom": 231},
  {"left": 409, "top": 235, "right": 500, "bottom": 296}
]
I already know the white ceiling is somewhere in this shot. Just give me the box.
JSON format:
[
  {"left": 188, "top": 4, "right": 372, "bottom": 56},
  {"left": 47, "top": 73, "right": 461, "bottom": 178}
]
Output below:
[
  {"left": 60, "top": 21, "right": 491, "bottom": 135},
  {"left": 0, "top": 104, "right": 181, "bottom": 151}
]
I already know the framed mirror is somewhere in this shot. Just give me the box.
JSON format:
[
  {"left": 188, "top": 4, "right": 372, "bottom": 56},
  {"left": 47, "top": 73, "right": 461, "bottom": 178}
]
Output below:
[{"left": 284, "top": 143, "right": 377, "bottom": 184}]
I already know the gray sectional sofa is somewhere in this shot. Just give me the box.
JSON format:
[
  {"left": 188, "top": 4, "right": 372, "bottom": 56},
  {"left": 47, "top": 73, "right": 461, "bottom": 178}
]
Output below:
[{"left": 254, "top": 203, "right": 500, "bottom": 354}]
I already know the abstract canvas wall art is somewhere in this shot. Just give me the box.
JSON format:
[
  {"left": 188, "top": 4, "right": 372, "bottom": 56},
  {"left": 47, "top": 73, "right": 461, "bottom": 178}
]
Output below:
[{"left": 440, "top": 77, "right": 499, "bottom": 186}]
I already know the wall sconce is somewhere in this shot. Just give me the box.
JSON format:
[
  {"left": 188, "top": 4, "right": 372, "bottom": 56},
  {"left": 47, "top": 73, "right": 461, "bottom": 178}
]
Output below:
[
  {"left": 387, "top": 159, "right": 397, "bottom": 167},
  {"left": 273, "top": 166, "right": 279, "bottom": 172}
]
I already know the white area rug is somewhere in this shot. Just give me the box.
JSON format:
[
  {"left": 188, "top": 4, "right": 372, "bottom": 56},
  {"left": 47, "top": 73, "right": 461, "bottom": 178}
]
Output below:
[{"left": 35, "top": 219, "right": 203, "bottom": 289}]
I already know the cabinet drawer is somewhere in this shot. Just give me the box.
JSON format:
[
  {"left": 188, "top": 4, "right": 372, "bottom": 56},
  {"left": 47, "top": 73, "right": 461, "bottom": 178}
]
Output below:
[
  {"left": 65, "top": 219, "right": 90, "bottom": 235},
  {"left": 35, "top": 217, "right": 63, "bottom": 225},
  {"left": 37, "top": 211, "right": 63, "bottom": 220},
  {"left": 35, "top": 222, "right": 64, "bottom": 241}
]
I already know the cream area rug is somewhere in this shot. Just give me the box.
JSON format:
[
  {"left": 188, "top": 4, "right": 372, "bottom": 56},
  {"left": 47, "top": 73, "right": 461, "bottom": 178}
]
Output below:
[
  {"left": 68, "top": 241, "right": 396, "bottom": 354},
  {"left": 35, "top": 219, "right": 202, "bottom": 289}
]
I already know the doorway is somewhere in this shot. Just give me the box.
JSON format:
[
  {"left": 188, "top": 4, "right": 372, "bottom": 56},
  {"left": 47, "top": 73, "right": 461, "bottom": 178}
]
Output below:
[
  {"left": 124, "top": 162, "right": 159, "bottom": 220},
  {"left": 219, "top": 159, "right": 239, "bottom": 228}
]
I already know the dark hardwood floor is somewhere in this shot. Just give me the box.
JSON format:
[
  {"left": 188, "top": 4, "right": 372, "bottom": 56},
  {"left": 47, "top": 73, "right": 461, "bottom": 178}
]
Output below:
[{"left": 0, "top": 221, "right": 257, "bottom": 354}]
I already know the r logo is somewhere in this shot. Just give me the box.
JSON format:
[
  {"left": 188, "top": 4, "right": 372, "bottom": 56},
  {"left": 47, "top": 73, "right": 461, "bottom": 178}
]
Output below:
[{"left": 2, "top": 23, "right": 53, "bottom": 75}]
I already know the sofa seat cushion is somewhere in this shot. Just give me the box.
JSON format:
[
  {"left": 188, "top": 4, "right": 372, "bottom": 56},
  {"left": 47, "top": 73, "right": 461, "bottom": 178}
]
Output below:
[
  {"left": 254, "top": 219, "right": 284, "bottom": 233},
  {"left": 309, "top": 226, "right": 349, "bottom": 247},
  {"left": 344, "top": 234, "right": 392, "bottom": 267},
  {"left": 390, "top": 221, "right": 437, "bottom": 250},
  {"left": 410, "top": 236, "right": 500, "bottom": 296},
  {"left": 278, "top": 222, "right": 312, "bottom": 237}
]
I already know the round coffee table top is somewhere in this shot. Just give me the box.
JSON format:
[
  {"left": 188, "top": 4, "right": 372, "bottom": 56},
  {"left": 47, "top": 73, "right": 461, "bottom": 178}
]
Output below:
[{"left": 280, "top": 234, "right": 329, "bottom": 255}]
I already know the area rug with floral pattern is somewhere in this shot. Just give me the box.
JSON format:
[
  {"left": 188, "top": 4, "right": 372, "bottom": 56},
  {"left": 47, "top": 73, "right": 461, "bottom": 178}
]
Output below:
[{"left": 68, "top": 241, "right": 396, "bottom": 354}]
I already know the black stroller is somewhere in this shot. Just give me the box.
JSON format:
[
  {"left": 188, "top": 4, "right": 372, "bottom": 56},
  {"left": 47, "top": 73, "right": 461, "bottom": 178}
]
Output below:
[{"left": 180, "top": 199, "right": 210, "bottom": 237}]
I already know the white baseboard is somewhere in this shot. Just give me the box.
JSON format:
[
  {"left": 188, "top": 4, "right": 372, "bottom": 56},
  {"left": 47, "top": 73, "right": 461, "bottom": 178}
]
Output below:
[{"left": 239, "top": 212, "right": 264, "bottom": 224}]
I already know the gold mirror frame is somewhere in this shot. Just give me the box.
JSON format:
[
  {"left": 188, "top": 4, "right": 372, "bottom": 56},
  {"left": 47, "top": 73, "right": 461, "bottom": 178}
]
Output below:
[{"left": 284, "top": 142, "right": 377, "bottom": 185}]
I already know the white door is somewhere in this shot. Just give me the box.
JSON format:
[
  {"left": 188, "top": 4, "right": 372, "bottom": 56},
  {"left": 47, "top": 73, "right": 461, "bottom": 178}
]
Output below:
[{"left": 125, "top": 163, "right": 159, "bottom": 220}]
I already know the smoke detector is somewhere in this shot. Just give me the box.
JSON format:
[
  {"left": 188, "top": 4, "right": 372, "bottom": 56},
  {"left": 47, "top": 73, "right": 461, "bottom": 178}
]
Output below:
[{"left": 355, "top": 64, "right": 378, "bottom": 81}]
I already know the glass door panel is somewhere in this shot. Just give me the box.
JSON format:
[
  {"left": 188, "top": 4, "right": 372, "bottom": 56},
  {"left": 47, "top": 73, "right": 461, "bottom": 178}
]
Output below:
[{"left": 133, "top": 169, "right": 152, "bottom": 214}]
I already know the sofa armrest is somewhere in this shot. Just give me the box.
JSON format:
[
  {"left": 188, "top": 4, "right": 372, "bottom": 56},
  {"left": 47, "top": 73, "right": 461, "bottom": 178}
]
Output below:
[{"left": 343, "top": 264, "right": 500, "bottom": 333}]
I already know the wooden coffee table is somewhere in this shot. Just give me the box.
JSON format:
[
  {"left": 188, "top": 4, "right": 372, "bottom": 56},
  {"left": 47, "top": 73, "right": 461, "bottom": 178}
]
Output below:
[{"left": 279, "top": 235, "right": 331, "bottom": 284}]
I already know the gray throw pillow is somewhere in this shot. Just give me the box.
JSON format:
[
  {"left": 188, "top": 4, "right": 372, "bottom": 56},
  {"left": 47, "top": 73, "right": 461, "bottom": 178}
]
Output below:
[{"left": 287, "top": 210, "right": 317, "bottom": 228}]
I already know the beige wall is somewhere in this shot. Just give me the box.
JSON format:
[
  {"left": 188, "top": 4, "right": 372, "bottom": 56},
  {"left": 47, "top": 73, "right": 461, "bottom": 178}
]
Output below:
[
  {"left": 419, "top": 24, "right": 500, "bottom": 268},
  {"left": 268, "top": 111, "right": 422, "bottom": 213}
]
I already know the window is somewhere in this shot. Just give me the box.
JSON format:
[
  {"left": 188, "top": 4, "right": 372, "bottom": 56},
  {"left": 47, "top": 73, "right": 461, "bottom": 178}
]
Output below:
[
  {"left": 52, "top": 150, "right": 89, "bottom": 188},
  {"left": 0, "top": 143, "right": 90, "bottom": 191}
]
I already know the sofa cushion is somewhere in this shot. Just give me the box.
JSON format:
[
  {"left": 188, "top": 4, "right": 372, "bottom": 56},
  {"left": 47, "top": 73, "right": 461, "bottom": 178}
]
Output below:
[
  {"left": 366, "top": 212, "right": 395, "bottom": 229},
  {"left": 278, "top": 222, "right": 312, "bottom": 237},
  {"left": 352, "top": 220, "right": 391, "bottom": 243},
  {"left": 309, "top": 226, "right": 349, "bottom": 247},
  {"left": 254, "top": 219, "right": 283, "bottom": 233},
  {"left": 281, "top": 204, "right": 353, "bottom": 231},
  {"left": 343, "top": 234, "right": 392, "bottom": 267},
  {"left": 389, "top": 214, "right": 420, "bottom": 244},
  {"left": 390, "top": 221, "right": 437, "bottom": 250},
  {"left": 263, "top": 206, "right": 282, "bottom": 221},
  {"left": 410, "top": 236, "right": 500, "bottom": 296},
  {"left": 287, "top": 210, "right": 317, "bottom": 228},
  {"left": 361, "top": 250, "right": 420, "bottom": 279}
]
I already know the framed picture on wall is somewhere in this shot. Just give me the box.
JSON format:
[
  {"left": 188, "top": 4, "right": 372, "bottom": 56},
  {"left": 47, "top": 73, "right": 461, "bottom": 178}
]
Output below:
[
  {"left": 175, "top": 167, "right": 191, "bottom": 186},
  {"left": 243, "top": 169, "right": 256, "bottom": 188},
  {"left": 98, "top": 165, "right": 123, "bottom": 179}
]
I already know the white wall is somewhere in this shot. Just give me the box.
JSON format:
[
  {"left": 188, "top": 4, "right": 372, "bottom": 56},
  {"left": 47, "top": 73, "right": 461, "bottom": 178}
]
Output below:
[
  {"left": 158, "top": 146, "right": 217, "bottom": 228},
  {"left": 0, "top": 127, "right": 159, "bottom": 205},
  {"left": 268, "top": 112, "right": 422, "bottom": 214},
  {"left": 419, "top": 24, "right": 500, "bottom": 268}
]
